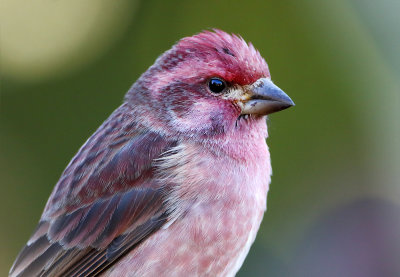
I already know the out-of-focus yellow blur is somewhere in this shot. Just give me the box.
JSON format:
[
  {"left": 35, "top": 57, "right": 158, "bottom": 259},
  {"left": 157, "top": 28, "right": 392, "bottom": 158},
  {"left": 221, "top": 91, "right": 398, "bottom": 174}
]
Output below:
[
  {"left": 1, "top": 0, "right": 137, "bottom": 80},
  {"left": 1, "top": 0, "right": 399, "bottom": 276}
]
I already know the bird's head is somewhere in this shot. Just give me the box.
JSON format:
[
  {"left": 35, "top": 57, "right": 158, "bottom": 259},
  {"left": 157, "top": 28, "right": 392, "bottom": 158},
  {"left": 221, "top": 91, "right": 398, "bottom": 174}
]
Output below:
[{"left": 127, "top": 30, "right": 294, "bottom": 139}]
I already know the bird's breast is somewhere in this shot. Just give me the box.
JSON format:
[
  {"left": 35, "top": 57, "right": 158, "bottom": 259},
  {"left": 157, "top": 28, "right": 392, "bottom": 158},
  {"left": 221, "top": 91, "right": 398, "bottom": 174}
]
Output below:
[{"left": 106, "top": 137, "right": 271, "bottom": 276}]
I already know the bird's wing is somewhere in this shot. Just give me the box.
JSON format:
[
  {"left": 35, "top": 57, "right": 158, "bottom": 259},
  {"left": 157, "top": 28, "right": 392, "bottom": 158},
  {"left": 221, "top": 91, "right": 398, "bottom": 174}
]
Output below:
[{"left": 10, "top": 105, "right": 177, "bottom": 277}]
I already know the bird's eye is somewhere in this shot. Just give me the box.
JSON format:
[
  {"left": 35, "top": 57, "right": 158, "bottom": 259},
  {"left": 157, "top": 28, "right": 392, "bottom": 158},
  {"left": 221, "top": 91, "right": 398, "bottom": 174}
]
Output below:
[{"left": 208, "top": 78, "right": 226, "bottom": 94}]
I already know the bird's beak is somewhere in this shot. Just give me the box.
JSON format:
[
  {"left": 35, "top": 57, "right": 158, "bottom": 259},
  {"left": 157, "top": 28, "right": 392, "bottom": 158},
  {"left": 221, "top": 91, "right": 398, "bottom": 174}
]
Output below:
[{"left": 241, "top": 78, "right": 294, "bottom": 115}]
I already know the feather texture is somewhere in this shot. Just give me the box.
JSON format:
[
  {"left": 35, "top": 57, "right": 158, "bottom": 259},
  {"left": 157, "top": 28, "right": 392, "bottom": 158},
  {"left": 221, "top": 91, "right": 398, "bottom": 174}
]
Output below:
[
  {"left": 9, "top": 29, "right": 290, "bottom": 277},
  {"left": 10, "top": 104, "right": 176, "bottom": 277}
]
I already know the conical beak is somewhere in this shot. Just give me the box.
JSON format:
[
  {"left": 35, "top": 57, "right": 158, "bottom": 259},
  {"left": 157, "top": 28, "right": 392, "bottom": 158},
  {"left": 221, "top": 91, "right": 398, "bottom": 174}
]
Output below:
[{"left": 241, "top": 78, "right": 294, "bottom": 115}]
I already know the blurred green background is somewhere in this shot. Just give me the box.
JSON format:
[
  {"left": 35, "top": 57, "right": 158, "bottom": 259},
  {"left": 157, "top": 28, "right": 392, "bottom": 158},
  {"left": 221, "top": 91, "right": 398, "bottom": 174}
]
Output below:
[{"left": 1, "top": 0, "right": 399, "bottom": 276}]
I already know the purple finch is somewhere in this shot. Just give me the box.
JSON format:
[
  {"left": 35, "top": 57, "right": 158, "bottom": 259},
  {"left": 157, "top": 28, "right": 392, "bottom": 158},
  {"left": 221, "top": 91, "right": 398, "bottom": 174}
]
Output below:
[{"left": 10, "top": 30, "right": 294, "bottom": 277}]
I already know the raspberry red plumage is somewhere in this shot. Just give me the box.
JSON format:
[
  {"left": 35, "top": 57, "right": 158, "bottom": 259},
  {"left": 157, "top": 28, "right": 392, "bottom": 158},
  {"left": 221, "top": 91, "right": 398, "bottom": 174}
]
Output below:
[
  {"left": 10, "top": 29, "right": 293, "bottom": 277},
  {"left": 175, "top": 29, "right": 270, "bottom": 85}
]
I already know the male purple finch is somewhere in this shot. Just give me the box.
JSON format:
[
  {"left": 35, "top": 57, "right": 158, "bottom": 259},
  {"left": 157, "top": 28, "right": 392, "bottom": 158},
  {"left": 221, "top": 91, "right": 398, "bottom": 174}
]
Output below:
[{"left": 10, "top": 30, "right": 294, "bottom": 276}]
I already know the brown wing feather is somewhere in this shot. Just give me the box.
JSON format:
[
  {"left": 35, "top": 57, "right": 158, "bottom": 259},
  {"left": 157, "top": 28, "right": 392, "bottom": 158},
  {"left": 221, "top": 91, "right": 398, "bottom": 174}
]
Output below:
[{"left": 10, "top": 104, "right": 176, "bottom": 277}]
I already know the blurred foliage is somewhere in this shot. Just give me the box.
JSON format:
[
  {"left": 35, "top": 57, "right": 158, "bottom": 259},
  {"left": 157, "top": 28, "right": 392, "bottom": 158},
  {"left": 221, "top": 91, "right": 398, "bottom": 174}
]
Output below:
[{"left": 1, "top": 0, "right": 399, "bottom": 276}]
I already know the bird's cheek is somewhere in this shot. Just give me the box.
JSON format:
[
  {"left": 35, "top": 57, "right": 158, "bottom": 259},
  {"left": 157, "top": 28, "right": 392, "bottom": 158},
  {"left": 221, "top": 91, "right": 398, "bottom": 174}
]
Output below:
[
  {"left": 167, "top": 101, "right": 218, "bottom": 135},
  {"left": 174, "top": 103, "right": 211, "bottom": 129}
]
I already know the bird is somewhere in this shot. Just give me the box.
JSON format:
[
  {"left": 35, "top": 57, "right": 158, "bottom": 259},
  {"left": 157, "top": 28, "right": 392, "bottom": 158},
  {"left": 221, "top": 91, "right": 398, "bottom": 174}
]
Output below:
[{"left": 9, "top": 29, "right": 294, "bottom": 277}]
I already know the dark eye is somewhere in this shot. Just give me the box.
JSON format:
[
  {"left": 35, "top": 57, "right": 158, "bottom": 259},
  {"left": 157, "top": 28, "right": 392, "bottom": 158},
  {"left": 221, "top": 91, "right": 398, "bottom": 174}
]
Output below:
[{"left": 208, "top": 78, "right": 226, "bottom": 94}]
